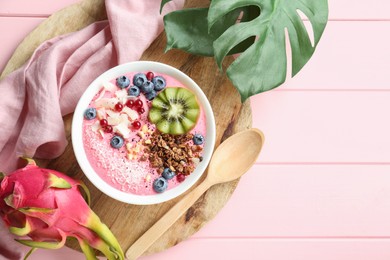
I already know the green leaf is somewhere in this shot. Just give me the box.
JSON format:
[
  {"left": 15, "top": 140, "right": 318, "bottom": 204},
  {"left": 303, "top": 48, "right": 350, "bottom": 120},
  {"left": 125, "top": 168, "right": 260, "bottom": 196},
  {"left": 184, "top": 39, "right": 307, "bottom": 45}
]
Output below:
[
  {"left": 160, "top": 0, "right": 172, "bottom": 13},
  {"left": 209, "top": 0, "right": 328, "bottom": 101},
  {"left": 164, "top": 8, "right": 244, "bottom": 56},
  {"left": 86, "top": 212, "right": 124, "bottom": 260},
  {"left": 79, "top": 240, "right": 98, "bottom": 260},
  {"left": 4, "top": 194, "right": 15, "bottom": 208},
  {"left": 78, "top": 181, "right": 91, "bottom": 205},
  {"left": 48, "top": 173, "right": 72, "bottom": 189},
  {"left": 9, "top": 221, "right": 32, "bottom": 236},
  {"left": 16, "top": 239, "right": 64, "bottom": 250},
  {"left": 19, "top": 207, "right": 55, "bottom": 214},
  {"left": 24, "top": 247, "right": 37, "bottom": 260},
  {"left": 162, "top": 0, "right": 328, "bottom": 101},
  {"left": 22, "top": 158, "right": 37, "bottom": 166}
]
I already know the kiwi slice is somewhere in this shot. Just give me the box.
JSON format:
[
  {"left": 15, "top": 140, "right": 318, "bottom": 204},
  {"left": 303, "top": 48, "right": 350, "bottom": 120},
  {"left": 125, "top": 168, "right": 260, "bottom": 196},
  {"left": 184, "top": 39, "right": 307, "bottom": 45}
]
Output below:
[{"left": 149, "top": 87, "right": 200, "bottom": 135}]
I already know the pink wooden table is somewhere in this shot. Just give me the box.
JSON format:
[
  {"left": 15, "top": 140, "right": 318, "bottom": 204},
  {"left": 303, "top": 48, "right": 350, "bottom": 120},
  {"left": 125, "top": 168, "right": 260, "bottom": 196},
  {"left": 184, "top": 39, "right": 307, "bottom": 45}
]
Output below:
[{"left": 2, "top": 1, "right": 390, "bottom": 259}]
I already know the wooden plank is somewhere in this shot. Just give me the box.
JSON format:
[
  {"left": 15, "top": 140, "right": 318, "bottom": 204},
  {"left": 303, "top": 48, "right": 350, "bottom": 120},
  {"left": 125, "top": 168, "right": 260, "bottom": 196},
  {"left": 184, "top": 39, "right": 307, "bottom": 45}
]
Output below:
[
  {"left": 0, "top": 0, "right": 80, "bottom": 16},
  {"left": 0, "top": 17, "right": 44, "bottom": 72},
  {"left": 329, "top": 0, "right": 390, "bottom": 20},
  {"left": 193, "top": 165, "right": 390, "bottom": 237},
  {"left": 1, "top": 0, "right": 390, "bottom": 20},
  {"left": 1, "top": 20, "right": 390, "bottom": 90},
  {"left": 146, "top": 239, "right": 390, "bottom": 260},
  {"left": 282, "top": 21, "right": 390, "bottom": 90},
  {"left": 27, "top": 238, "right": 390, "bottom": 260},
  {"left": 251, "top": 91, "right": 390, "bottom": 163}
]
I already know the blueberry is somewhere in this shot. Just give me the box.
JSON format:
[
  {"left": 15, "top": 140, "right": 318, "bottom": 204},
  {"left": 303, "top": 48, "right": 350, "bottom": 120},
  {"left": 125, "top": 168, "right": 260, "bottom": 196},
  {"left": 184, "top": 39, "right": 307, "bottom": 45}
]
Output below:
[
  {"left": 133, "top": 73, "right": 147, "bottom": 88},
  {"left": 153, "top": 177, "right": 168, "bottom": 193},
  {"left": 84, "top": 108, "right": 97, "bottom": 120},
  {"left": 152, "top": 76, "right": 166, "bottom": 91},
  {"left": 128, "top": 85, "right": 140, "bottom": 97},
  {"left": 193, "top": 134, "right": 204, "bottom": 145},
  {"left": 145, "top": 90, "right": 157, "bottom": 100},
  {"left": 116, "top": 76, "right": 130, "bottom": 89},
  {"left": 140, "top": 81, "right": 154, "bottom": 94},
  {"left": 110, "top": 135, "right": 124, "bottom": 149},
  {"left": 162, "top": 168, "right": 176, "bottom": 180}
]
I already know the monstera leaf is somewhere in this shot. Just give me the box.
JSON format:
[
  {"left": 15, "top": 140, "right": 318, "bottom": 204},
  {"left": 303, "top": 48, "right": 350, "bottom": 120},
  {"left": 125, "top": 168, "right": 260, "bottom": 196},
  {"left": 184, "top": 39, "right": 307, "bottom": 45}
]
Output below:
[{"left": 161, "top": 0, "right": 328, "bottom": 101}]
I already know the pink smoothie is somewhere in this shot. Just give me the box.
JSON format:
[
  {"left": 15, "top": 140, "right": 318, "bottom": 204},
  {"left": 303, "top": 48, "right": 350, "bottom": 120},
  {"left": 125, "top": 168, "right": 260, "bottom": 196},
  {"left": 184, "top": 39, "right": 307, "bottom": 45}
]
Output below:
[{"left": 82, "top": 72, "right": 207, "bottom": 195}]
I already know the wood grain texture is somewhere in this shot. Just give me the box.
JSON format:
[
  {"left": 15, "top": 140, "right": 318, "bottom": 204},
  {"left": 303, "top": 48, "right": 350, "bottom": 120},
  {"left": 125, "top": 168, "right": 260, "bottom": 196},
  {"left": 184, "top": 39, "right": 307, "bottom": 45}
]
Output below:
[
  {"left": 251, "top": 91, "right": 390, "bottom": 163},
  {"left": 143, "top": 239, "right": 390, "bottom": 260},
  {"left": 194, "top": 164, "right": 390, "bottom": 237},
  {"left": 281, "top": 21, "right": 390, "bottom": 90},
  {"left": 0, "top": 0, "right": 252, "bottom": 256}
]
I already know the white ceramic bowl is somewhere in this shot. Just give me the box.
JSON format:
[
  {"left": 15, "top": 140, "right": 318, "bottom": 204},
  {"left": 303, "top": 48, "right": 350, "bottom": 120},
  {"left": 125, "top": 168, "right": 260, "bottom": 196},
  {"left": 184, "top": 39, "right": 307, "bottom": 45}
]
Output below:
[{"left": 72, "top": 61, "right": 216, "bottom": 205}]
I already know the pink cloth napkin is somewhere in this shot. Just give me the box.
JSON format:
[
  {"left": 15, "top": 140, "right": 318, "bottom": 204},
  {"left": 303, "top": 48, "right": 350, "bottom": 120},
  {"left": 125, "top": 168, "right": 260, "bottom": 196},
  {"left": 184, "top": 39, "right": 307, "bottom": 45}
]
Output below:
[{"left": 0, "top": 0, "right": 184, "bottom": 258}]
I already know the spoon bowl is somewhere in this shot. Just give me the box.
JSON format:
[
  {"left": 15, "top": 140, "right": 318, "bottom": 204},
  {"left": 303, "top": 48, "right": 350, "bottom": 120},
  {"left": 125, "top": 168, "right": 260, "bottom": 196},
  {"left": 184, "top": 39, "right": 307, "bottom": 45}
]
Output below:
[
  {"left": 207, "top": 128, "right": 264, "bottom": 185},
  {"left": 126, "top": 128, "right": 264, "bottom": 260}
]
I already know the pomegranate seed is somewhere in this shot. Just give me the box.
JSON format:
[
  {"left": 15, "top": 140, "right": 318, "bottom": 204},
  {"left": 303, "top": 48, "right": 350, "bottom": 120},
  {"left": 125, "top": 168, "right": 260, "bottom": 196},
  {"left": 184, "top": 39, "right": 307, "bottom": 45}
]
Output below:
[
  {"left": 103, "top": 125, "right": 113, "bottom": 133},
  {"left": 132, "top": 121, "right": 141, "bottom": 130},
  {"left": 126, "top": 100, "right": 135, "bottom": 108},
  {"left": 146, "top": 71, "right": 154, "bottom": 81},
  {"left": 115, "top": 103, "right": 124, "bottom": 112},
  {"left": 134, "top": 99, "right": 143, "bottom": 108},
  {"left": 176, "top": 174, "right": 185, "bottom": 183},
  {"left": 137, "top": 107, "right": 145, "bottom": 114},
  {"left": 100, "top": 119, "right": 108, "bottom": 127}
]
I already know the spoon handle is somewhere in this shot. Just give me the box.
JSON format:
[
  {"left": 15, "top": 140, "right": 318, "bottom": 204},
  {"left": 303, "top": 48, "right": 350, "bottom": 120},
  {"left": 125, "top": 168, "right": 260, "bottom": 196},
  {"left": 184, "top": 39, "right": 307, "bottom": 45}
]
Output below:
[{"left": 126, "top": 179, "right": 212, "bottom": 260}]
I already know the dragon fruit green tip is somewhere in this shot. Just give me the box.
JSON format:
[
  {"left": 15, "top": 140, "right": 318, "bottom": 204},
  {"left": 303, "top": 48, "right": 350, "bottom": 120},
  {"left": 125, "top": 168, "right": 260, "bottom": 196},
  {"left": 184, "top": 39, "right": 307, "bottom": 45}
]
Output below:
[{"left": 0, "top": 158, "right": 124, "bottom": 260}]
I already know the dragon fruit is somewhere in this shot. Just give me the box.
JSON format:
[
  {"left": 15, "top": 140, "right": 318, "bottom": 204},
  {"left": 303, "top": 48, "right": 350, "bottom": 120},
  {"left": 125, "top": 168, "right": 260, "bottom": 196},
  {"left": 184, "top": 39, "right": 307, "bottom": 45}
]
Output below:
[{"left": 0, "top": 158, "right": 124, "bottom": 260}]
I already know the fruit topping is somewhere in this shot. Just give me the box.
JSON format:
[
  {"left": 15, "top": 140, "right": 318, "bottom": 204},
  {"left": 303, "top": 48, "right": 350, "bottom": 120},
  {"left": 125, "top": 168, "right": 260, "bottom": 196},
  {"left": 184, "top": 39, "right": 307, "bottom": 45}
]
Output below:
[
  {"left": 133, "top": 73, "right": 147, "bottom": 88},
  {"left": 153, "top": 177, "right": 168, "bottom": 193},
  {"left": 114, "top": 103, "right": 124, "bottom": 112},
  {"left": 128, "top": 86, "right": 140, "bottom": 97},
  {"left": 149, "top": 87, "right": 200, "bottom": 135},
  {"left": 146, "top": 71, "right": 154, "bottom": 81},
  {"left": 162, "top": 168, "right": 175, "bottom": 180},
  {"left": 140, "top": 81, "right": 154, "bottom": 94},
  {"left": 84, "top": 72, "right": 206, "bottom": 195},
  {"left": 132, "top": 121, "right": 141, "bottom": 130},
  {"left": 99, "top": 119, "right": 108, "bottom": 127},
  {"left": 152, "top": 76, "right": 166, "bottom": 91},
  {"left": 193, "top": 134, "right": 204, "bottom": 145},
  {"left": 103, "top": 125, "right": 113, "bottom": 133},
  {"left": 137, "top": 107, "right": 145, "bottom": 114},
  {"left": 145, "top": 90, "right": 157, "bottom": 101},
  {"left": 110, "top": 135, "right": 124, "bottom": 149},
  {"left": 134, "top": 99, "right": 143, "bottom": 108},
  {"left": 116, "top": 75, "right": 130, "bottom": 89},
  {"left": 126, "top": 99, "right": 135, "bottom": 108},
  {"left": 84, "top": 108, "right": 97, "bottom": 120},
  {"left": 176, "top": 174, "right": 185, "bottom": 183}
]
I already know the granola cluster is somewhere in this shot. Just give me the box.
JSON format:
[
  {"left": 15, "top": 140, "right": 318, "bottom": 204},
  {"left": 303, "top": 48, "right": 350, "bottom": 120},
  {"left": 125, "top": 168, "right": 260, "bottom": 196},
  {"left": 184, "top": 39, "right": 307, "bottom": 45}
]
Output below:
[{"left": 144, "top": 132, "right": 203, "bottom": 176}]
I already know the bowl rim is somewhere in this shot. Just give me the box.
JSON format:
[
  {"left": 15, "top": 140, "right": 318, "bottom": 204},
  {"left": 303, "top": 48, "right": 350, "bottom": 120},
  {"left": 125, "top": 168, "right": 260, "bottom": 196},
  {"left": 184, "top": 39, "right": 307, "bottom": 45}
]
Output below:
[{"left": 72, "top": 61, "right": 216, "bottom": 205}]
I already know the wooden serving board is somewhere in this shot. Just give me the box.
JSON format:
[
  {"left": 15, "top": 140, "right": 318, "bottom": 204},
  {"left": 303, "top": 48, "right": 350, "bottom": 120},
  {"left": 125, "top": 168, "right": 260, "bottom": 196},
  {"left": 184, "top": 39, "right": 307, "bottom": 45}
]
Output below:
[{"left": 1, "top": 0, "right": 252, "bottom": 257}]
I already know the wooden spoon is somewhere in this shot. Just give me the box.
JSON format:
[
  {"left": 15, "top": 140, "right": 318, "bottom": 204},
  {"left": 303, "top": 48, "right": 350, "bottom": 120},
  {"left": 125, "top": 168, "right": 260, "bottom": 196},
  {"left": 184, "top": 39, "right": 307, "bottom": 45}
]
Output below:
[{"left": 125, "top": 128, "right": 264, "bottom": 260}]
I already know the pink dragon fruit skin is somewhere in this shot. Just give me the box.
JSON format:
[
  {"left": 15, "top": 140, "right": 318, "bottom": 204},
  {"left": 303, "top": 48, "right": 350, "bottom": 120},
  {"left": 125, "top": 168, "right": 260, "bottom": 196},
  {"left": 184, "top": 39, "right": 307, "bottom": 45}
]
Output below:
[{"left": 0, "top": 158, "right": 124, "bottom": 260}]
